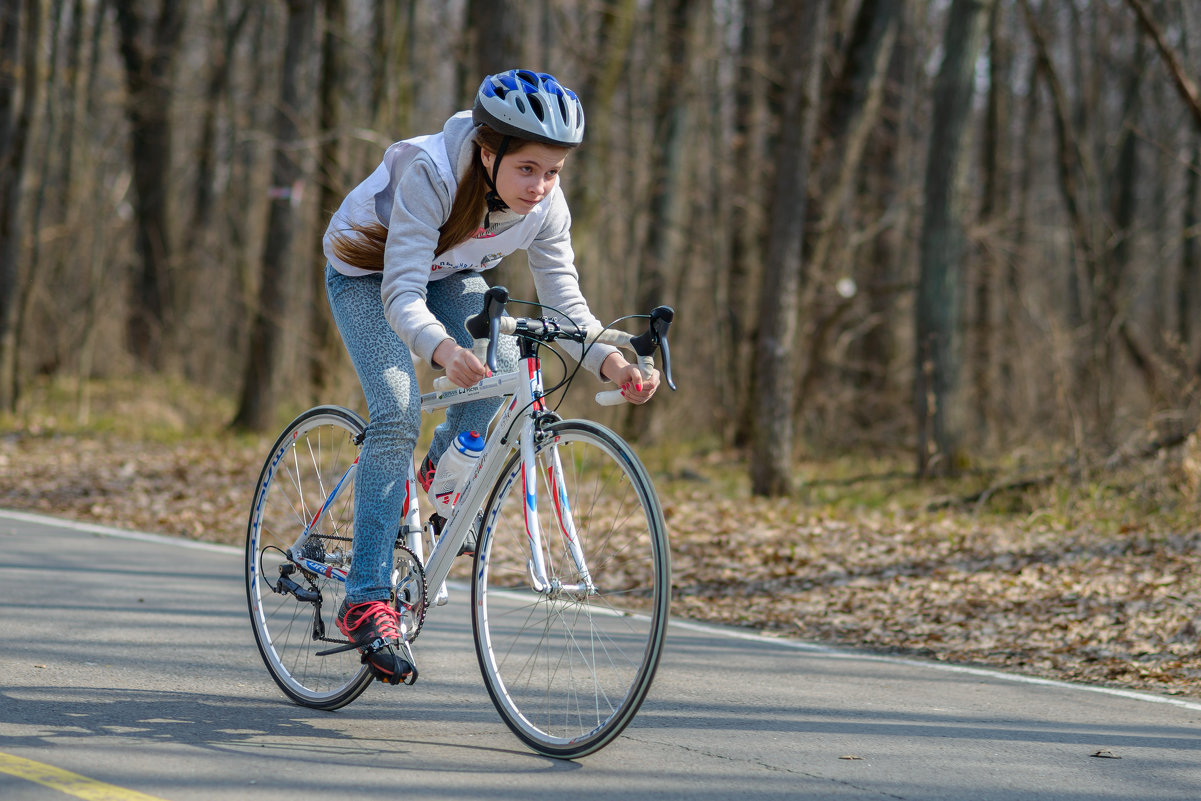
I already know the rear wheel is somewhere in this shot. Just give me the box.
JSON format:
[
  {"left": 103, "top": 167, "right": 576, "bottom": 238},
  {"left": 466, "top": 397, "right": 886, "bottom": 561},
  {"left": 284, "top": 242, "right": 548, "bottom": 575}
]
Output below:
[
  {"left": 472, "top": 419, "right": 670, "bottom": 758},
  {"left": 245, "top": 405, "right": 373, "bottom": 709}
]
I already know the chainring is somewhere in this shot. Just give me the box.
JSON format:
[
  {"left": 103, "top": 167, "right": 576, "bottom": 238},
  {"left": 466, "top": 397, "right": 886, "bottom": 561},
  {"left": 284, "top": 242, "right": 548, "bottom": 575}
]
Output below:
[{"left": 393, "top": 544, "right": 427, "bottom": 642}]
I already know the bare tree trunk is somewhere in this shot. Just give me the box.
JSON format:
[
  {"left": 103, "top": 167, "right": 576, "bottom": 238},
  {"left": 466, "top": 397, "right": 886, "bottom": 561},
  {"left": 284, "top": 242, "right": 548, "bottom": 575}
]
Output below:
[
  {"left": 25, "top": 0, "right": 68, "bottom": 374},
  {"left": 913, "top": 0, "right": 992, "bottom": 478},
  {"left": 189, "top": 0, "right": 249, "bottom": 250},
  {"left": 471, "top": 0, "right": 519, "bottom": 77},
  {"left": 971, "top": 0, "right": 1010, "bottom": 443},
  {"left": 369, "top": 1, "right": 415, "bottom": 138},
  {"left": 639, "top": 0, "right": 696, "bottom": 313},
  {"left": 1125, "top": 0, "right": 1201, "bottom": 131},
  {"left": 749, "top": 0, "right": 829, "bottom": 497},
  {"left": 73, "top": 0, "right": 111, "bottom": 422},
  {"left": 0, "top": 0, "right": 41, "bottom": 412},
  {"left": 1106, "top": 37, "right": 1145, "bottom": 387},
  {"left": 309, "top": 0, "right": 345, "bottom": 399},
  {"left": 1023, "top": 0, "right": 1094, "bottom": 327},
  {"left": 795, "top": 0, "right": 903, "bottom": 418},
  {"left": 60, "top": 0, "right": 86, "bottom": 205},
  {"left": 54, "top": 0, "right": 87, "bottom": 292},
  {"left": 1181, "top": 143, "right": 1201, "bottom": 361},
  {"left": 624, "top": 0, "right": 698, "bottom": 441},
  {"left": 724, "top": 0, "right": 770, "bottom": 448},
  {"left": 573, "top": 0, "right": 637, "bottom": 304},
  {"left": 808, "top": 0, "right": 903, "bottom": 278},
  {"left": 1181, "top": 4, "right": 1201, "bottom": 365},
  {"left": 1021, "top": 0, "right": 1105, "bottom": 440},
  {"left": 1001, "top": 12, "right": 1041, "bottom": 433},
  {"left": 232, "top": 0, "right": 315, "bottom": 432},
  {"left": 852, "top": 4, "right": 915, "bottom": 427},
  {"left": 112, "top": 0, "right": 186, "bottom": 370}
]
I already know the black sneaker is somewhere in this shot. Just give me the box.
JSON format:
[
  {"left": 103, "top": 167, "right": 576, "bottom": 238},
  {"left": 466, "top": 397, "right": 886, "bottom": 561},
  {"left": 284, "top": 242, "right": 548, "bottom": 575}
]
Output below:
[{"left": 335, "top": 599, "right": 416, "bottom": 685}]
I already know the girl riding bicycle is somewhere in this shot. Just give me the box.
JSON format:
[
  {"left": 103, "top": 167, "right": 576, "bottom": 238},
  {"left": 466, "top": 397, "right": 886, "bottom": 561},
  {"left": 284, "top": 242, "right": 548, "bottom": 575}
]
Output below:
[{"left": 321, "top": 69, "right": 660, "bottom": 682}]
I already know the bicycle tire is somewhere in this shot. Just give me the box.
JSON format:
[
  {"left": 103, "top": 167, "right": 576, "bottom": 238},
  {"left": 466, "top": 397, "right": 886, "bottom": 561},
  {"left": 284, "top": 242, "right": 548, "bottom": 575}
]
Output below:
[
  {"left": 471, "top": 419, "right": 670, "bottom": 758},
  {"left": 245, "top": 405, "right": 373, "bottom": 709}
]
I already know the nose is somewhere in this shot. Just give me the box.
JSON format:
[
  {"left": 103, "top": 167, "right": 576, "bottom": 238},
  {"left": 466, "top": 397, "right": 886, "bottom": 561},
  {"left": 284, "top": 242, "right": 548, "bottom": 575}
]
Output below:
[{"left": 534, "top": 173, "right": 558, "bottom": 196}]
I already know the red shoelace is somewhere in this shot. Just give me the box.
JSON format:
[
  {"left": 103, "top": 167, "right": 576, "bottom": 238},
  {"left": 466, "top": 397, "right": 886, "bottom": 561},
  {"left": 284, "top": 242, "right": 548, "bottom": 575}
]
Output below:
[{"left": 338, "top": 600, "right": 400, "bottom": 644}]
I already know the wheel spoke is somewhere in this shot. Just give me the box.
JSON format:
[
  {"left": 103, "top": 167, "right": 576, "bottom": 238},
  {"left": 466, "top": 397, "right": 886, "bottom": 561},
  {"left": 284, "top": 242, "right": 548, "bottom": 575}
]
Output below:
[
  {"left": 246, "top": 407, "right": 374, "bottom": 710},
  {"left": 472, "top": 420, "right": 669, "bottom": 758}
]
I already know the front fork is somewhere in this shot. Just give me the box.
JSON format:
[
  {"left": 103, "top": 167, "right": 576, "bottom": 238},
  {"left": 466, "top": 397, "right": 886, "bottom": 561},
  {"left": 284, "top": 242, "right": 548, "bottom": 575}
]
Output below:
[{"left": 524, "top": 421, "right": 595, "bottom": 598}]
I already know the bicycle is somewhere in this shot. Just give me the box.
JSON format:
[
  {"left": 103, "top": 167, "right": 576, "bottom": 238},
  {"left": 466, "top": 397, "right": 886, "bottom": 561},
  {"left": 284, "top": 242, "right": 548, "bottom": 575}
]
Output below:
[{"left": 244, "top": 286, "right": 677, "bottom": 759}]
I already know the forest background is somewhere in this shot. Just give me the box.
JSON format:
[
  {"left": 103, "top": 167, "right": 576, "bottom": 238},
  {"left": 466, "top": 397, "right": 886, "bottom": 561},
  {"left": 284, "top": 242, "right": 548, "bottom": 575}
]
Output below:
[{"left": 6, "top": 0, "right": 1201, "bottom": 698}]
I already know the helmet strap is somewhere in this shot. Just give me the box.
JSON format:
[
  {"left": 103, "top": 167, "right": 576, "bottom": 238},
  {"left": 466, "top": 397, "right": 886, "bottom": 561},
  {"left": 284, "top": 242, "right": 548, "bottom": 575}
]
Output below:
[{"left": 482, "top": 135, "right": 512, "bottom": 229}]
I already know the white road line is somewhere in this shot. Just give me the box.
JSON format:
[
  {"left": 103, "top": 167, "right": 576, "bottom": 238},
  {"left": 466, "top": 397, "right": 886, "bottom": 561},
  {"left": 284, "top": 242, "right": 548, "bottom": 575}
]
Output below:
[
  {"left": 1, "top": 508, "right": 240, "bottom": 554},
  {"left": 6, "top": 507, "right": 1201, "bottom": 713}
]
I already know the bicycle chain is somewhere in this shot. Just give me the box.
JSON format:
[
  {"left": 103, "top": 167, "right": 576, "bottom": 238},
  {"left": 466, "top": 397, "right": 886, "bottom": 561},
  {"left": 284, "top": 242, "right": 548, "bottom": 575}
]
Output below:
[{"left": 293, "top": 539, "right": 426, "bottom": 646}]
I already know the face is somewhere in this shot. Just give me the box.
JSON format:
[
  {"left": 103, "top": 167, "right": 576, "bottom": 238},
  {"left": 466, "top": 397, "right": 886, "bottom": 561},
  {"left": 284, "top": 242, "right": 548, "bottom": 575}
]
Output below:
[{"left": 480, "top": 143, "right": 569, "bottom": 214}]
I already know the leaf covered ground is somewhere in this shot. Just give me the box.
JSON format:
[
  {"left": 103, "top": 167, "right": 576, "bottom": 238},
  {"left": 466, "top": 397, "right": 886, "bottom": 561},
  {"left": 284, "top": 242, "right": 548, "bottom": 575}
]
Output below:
[{"left": 3, "top": 384, "right": 1201, "bottom": 699}]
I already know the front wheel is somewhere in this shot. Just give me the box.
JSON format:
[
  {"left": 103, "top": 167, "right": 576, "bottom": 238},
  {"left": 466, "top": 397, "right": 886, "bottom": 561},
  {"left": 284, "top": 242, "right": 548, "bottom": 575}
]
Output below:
[{"left": 471, "top": 420, "right": 671, "bottom": 758}]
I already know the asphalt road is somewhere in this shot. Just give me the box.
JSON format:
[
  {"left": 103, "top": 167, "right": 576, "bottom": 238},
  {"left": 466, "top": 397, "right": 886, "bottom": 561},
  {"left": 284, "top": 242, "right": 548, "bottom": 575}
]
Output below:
[{"left": 2, "top": 509, "right": 1200, "bottom": 800}]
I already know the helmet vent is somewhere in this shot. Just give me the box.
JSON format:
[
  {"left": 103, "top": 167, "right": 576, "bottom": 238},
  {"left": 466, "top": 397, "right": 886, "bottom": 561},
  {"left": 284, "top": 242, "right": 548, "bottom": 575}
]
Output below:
[{"left": 527, "top": 95, "right": 545, "bottom": 121}]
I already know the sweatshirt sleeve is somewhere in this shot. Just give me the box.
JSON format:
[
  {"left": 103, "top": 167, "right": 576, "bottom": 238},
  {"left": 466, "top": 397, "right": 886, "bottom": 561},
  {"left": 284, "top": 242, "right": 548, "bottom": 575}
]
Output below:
[
  {"left": 526, "top": 188, "right": 618, "bottom": 381},
  {"left": 379, "top": 156, "right": 454, "bottom": 365}
]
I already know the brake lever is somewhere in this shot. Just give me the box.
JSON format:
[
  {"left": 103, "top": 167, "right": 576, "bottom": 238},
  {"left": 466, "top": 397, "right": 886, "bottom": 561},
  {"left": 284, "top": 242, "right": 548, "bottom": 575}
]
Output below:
[
  {"left": 628, "top": 306, "right": 676, "bottom": 391},
  {"left": 465, "top": 286, "right": 509, "bottom": 373}
]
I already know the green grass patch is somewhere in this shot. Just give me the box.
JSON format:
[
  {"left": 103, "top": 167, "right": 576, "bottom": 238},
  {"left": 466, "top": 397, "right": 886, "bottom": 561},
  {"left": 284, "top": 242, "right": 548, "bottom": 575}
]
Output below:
[{"left": 4, "top": 375, "right": 235, "bottom": 440}]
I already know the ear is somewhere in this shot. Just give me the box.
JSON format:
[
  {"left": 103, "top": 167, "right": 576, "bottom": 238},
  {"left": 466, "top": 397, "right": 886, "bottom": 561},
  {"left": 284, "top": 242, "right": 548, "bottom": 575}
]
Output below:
[{"left": 480, "top": 148, "right": 496, "bottom": 171}]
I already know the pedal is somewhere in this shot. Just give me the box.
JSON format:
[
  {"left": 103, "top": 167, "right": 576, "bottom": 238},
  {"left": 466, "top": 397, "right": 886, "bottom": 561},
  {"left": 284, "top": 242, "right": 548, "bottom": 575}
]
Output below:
[
  {"left": 397, "top": 640, "right": 419, "bottom": 685},
  {"left": 363, "top": 639, "right": 418, "bottom": 686},
  {"left": 315, "top": 640, "right": 358, "bottom": 656}
]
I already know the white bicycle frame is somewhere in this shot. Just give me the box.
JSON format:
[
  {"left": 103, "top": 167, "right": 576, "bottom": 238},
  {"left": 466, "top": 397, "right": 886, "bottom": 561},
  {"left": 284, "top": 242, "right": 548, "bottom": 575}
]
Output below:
[
  {"left": 278, "top": 320, "right": 652, "bottom": 620},
  {"left": 404, "top": 321, "right": 653, "bottom": 608}
]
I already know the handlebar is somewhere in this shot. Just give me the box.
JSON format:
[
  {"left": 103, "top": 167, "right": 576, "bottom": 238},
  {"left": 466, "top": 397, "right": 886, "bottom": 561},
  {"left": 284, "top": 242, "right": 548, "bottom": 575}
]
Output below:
[{"left": 431, "top": 286, "right": 676, "bottom": 405}]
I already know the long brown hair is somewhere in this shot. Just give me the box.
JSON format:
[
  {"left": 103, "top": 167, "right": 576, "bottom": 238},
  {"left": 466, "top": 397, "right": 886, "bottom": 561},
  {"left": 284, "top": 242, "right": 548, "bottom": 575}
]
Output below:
[{"left": 328, "top": 125, "right": 519, "bottom": 270}]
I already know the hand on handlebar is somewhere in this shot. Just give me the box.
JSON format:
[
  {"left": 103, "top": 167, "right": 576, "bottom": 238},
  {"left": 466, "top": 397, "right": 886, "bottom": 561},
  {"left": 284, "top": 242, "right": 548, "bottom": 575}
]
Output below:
[
  {"left": 434, "top": 339, "right": 491, "bottom": 388},
  {"left": 602, "top": 353, "right": 660, "bottom": 405}
]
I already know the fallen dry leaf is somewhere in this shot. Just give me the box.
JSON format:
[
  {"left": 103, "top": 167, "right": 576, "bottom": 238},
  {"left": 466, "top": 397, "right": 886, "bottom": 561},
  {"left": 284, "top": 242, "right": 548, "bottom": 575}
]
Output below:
[{"left": 4, "top": 430, "right": 1201, "bottom": 700}]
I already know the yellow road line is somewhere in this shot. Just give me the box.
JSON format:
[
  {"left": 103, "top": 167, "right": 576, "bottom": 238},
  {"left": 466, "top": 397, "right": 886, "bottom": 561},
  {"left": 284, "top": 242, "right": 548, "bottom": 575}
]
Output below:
[{"left": 0, "top": 752, "right": 172, "bottom": 801}]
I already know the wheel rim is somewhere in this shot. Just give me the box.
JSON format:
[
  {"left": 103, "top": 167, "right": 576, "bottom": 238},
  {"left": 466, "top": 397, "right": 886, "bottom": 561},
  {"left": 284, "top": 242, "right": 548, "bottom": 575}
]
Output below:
[
  {"left": 473, "top": 422, "right": 669, "bottom": 756},
  {"left": 246, "top": 409, "right": 371, "bottom": 706}
]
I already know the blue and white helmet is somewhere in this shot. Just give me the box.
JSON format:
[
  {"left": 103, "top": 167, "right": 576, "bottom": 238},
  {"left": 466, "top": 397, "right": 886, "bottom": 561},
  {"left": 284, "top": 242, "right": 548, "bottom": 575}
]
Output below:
[{"left": 473, "top": 69, "right": 585, "bottom": 147}]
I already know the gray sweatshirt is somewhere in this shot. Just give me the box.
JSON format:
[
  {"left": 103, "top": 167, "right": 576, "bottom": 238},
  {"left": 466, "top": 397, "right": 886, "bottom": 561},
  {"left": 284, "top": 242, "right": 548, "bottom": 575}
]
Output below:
[{"left": 323, "top": 111, "right": 614, "bottom": 378}]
